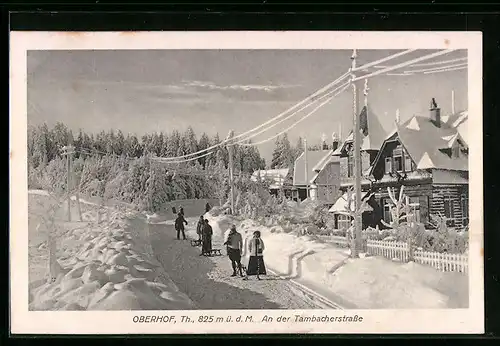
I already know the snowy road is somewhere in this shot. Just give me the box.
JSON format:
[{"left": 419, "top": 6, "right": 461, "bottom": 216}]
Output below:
[{"left": 148, "top": 221, "right": 321, "bottom": 310}]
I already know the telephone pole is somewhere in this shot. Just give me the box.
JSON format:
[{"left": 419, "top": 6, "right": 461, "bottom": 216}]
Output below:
[
  {"left": 351, "top": 49, "right": 362, "bottom": 258},
  {"left": 227, "top": 130, "right": 235, "bottom": 215},
  {"left": 304, "top": 138, "right": 309, "bottom": 200},
  {"left": 60, "top": 145, "right": 75, "bottom": 222}
]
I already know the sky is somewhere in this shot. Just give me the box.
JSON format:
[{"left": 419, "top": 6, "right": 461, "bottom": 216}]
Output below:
[{"left": 27, "top": 49, "right": 468, "bottom": 163}]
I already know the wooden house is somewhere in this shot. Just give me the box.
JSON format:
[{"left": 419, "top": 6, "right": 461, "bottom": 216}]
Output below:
[
  {"left": 368, "top": 99, "right": 469, "bottom": 229},
  {"left": 292, "top": 146, "right": 341, "bottom": 204},
  {"left": 329, "top": 104, "right": 387, "bottom": 230}
]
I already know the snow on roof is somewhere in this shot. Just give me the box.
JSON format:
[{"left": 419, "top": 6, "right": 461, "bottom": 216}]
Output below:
[
  {"left": 396, "top": 115, "right": 468, "bottom": 171},
  {"left": 251, "top": 168, "right": 290, "bottom": 189},
  {"left": 328, "top": 191, "right": 373, "bottom": 214},
  {"left": 293, "top": 150, "right": 334, "bottom": 186},
  {"left": 406, "top": 117, "right": 421, "bottom": 131}
]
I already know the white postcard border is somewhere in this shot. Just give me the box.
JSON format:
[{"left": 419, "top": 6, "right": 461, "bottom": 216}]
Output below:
[{"left": 9, "top": 31, "right": 484, "bottom": 334}]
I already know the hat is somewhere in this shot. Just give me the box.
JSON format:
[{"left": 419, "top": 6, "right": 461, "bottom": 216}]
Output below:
[{"left": 230, "top": 224, "right": 236, "bottom": 231}]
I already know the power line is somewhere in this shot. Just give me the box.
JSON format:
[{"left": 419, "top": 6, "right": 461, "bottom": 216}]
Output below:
[
  {"left": 403, "top": 62, "right": 467, "bottom": 74},
  {"left": 423, "top": 66, "right": 467, "bottom": 75},
  {"left": 242, "top": 81, "right": 351, "bottom": 146},
  {"left": 352, "top": 49, "right": 417, "bottom": 72},
  {"left": 352, "top": 49, "right": 457, "bottom": 82},
  {"left": 229, "top": 73, "right": 351, "bottom": 146},
  {"left": 154, "top": 71, "right": 352, "bottom": 161}
]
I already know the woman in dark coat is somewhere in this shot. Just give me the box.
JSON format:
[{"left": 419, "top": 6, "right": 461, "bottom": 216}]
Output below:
[
  {"left": 179, "top": 206, "right": 185, "bottom": 216},
  {"left": 201, "top": 219, "right": 213, "bottom": 256},
  {"left": 205, "top": 203, "right": 211, "bottom": 213},
  {"left": 246, "top": 231, "right": 266, "bottom": 280}
]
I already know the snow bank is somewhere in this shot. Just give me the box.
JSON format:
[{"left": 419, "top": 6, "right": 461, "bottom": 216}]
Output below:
[
  {"left": 203, "top": 213, "right": 468, "bottom": 309},
  {"left": 327, "top": 257, "right": 469, "bottom": 309},
  {"left": 29, "top": 205, "right": 195, "bottom": 311}
]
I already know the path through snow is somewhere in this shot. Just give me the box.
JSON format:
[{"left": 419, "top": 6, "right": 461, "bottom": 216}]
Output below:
[{"left": 148, "top": 219, "right": 318, "bottom": 310}]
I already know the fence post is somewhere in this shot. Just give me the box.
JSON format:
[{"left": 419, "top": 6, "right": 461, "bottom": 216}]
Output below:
[{"left": 406, "top": 238, "right": 413, "bottom": 262}]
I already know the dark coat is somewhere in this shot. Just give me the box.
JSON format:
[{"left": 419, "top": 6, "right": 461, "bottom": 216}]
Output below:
[
  {"left": 175, "top": 215, "right": 188, "bottom": 231},
  {"left": 179, "top": 208, "right": 185, "bottom": 216}
]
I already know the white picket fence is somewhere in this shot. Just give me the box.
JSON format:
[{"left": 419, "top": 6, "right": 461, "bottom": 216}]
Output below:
[
  {"left": 366, "top": 239, "right": 411, "bottom": 263},
  {"left": 317, "top": 235, "right": 349, "bottom": 248},
  {"left": 319, "top": 236, "right": 469, "bottom": 274},
  {"left": 413, "top": 250, "right": 468, "bottom": 274}
]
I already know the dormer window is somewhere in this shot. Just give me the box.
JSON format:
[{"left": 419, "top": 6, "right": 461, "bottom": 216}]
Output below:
[
  {"left": 384, "top": 143, "right": 415, "bottom": 175},
  {"left": 393, "top": 147, "right": 403, "bottom": 172}
]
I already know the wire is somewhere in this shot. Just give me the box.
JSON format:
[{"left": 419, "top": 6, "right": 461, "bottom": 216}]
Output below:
[
  {"left": 229, "top": 75, "right": 351, "bottom": 146},
  {"left": 351, "top": 49, "right": 417, "bottom": 72},
  {"left": 352, "top": 49, "right": 457, "bottom": 82},
  {"left": 409, "top": 57, "right": 467, "bottom": 67},
  {"left": 241, "top": 81, "right": 351, "bottom": 146},
  {"left": 152, "top": 150, "right": 214, "bottom": 164},
  {"left": 423, "top": 66, "right": 468, "bottom": 74},
  {"left": 404, "top": 62, "right": 467, "bottom": 74},
  {"left": 155, "top": 70, "right": 351, "bottom": 161}
]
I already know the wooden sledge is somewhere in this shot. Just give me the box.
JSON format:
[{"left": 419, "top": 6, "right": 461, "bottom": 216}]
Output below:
[{"left": 203, "top": 249, "right": 222, "bottom": 257}]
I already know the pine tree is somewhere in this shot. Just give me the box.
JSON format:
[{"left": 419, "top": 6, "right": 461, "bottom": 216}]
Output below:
[{"left": 198, "top": 132, "right": 211, "bottom": 168}]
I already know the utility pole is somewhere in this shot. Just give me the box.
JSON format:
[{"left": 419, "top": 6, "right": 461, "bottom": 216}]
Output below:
[
  {"left": 60, "top": 145, "right": 75, "bottom": 222},
  {"left": 304, "top": 138, "right": 309, "bottom": 200},
  {"left": 351, "top": 49, "right": 362, "bottom": 258},
  {"left": 227, "top": 130, "right": 235, "bottom": 215},
  {"left": 451, "top": 90, "right": 455, "bottom": 114}
]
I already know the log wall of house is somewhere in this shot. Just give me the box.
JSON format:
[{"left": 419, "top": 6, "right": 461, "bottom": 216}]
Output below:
[
  {"left": 373, "top": 183, "right": 433, "bottom": 226},
  {"left": 431, "top": 185, "right": 469, "bottom": 228}
]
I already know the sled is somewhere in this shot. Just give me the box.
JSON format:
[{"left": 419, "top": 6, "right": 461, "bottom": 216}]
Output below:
[
  {"left": 190, "top": 239, "right": 202, "bottom": 247},
  {"left": 203, "top": 249, "right": 222, "bottom": 257}
]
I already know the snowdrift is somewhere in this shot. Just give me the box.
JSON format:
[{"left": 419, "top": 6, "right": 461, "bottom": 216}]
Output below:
[
  {"left": 29, "top": 193, "right": 195, "bottom": 311},
  {"left": 203, "top": 213, "right": 468, "bottom": 309}
]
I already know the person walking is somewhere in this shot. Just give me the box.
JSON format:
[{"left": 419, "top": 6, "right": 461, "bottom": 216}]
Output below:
[
  {"left": 205, "top": 202, "right": 211, "bottom": 213},
  {"left": 172, "top": 206, "right": 177, "bottom": 215},
  {"left": 223, "top": 225, "right": 243, "bottom": 277},
  {"left": 174, "top": 212, "right": 188, "bottom": 240},
  {"left": 201, "top": 219, "right": 213, "bottom": 256},
  {"left": 196, "top": 215, "right": 204, "bottom": 242},
  {"left": 245, "top": 231, "right": 267, "bottom": 280},
  {"left": 179, "top": 206, "right": 185, "bottom": 217}
]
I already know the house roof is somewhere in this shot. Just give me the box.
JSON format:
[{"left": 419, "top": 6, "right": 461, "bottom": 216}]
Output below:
[
  {"left": 293, "top": 150, "right": 335, "bottom": 186},
  {"left": 445, "top": 110, "right": 468, "bottom": 146},
  {"left": 335, "top": 105, "right": 387, "bottom": 155},
  {"left": 328, "top": 191, "right": 373, "bottom": 214},
  {"left": 251, "top": 168, "right": 290, "bottom": 189},
  {"left": 370, "top": 113, "right": 468, "bottom": 175}
]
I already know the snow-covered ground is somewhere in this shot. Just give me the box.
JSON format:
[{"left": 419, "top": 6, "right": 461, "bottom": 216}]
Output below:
[
  {"left": 203, "top": 212, "right": 469, "bottom": 309},
  {"left": 28, "top": 191, "right": 195, "bottom": 311}
]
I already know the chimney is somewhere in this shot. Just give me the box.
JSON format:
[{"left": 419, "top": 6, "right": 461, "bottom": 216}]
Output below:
[
  {"left": 332, "top": 132, "right": 339, "bottom": 151},
  {"left": 430, "top": 98, "right": 441, "bottom": 127}
]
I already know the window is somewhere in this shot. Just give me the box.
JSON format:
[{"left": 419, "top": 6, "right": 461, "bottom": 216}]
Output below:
[
  {"left": 461, "top": 194, "right": 469, "bottom": 226},
  {"left": 452, "top": 145, "right": 460, "bottom": 158},
  {"left": 383, "top": 198, "right": 393, "bottom": 224},
  {"left": 385, "top": 157, "right": 392, "bottom": 174},
  {"left": 443, "top": 195, "right": 456, "bottom": 227},
  {"left": 337, "top": 214, "right": 351, "bottom": 230},
  {"left": 404, "top": 154, "right": 414, "bottom": 172},
  {"left": 393, "top": 147, "right": 403, "bottom": 172},
  {"left": 407, "top": 196, "right": 420, "bottom": 223}
]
